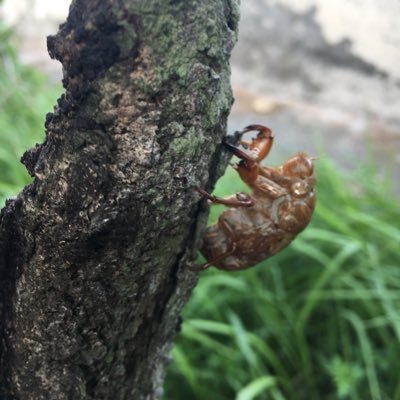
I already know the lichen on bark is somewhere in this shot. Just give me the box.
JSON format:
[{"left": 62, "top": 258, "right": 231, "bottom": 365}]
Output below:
[{"left": 0, "top": 0, "right": 239, "bottom": 399}]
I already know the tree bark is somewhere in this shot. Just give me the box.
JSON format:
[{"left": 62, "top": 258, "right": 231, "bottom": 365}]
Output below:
[{"left": 0, "top": 1, "right": 239, "bottom": 398}]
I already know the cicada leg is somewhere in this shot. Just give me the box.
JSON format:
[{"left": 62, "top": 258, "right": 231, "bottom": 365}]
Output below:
[
  {"left": 240, "top": 124, "right": 274, "bottom": 162},
  {"left": 225, "top": 125, "right": 274, "bottom": 163},
  {"left": 195, "top": 186, "right": 253, "bottom": 208}
]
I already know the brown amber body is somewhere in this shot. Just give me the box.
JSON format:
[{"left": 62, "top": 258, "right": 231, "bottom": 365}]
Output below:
[{"left": 197, "top": 125, "right": 316, "bottom": 271}]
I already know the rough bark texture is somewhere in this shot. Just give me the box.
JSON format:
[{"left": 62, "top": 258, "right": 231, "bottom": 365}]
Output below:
[{"left": 0, "top": 1, "right": 239, "bottom": 398}]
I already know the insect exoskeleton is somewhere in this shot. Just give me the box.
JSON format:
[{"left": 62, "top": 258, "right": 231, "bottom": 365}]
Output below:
[{"left": 194, "top": 125, "right": 316, "bottom": 271}]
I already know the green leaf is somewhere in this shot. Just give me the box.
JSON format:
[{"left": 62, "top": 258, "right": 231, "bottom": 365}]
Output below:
[{"left": 236, "top": 376, "right": 276, "bottom": 400}]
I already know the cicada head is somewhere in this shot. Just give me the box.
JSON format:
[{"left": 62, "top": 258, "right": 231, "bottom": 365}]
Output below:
[
  {"left": 280, "top": 152, "right": 316, "bottom": 199},
  {"left": 281, "top": 152, "right": 314, "bottom": 179}
]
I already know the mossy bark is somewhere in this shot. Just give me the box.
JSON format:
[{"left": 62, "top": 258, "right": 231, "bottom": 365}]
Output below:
[{"left": 0, "top": 0, "right": 239, "bottom": 399}]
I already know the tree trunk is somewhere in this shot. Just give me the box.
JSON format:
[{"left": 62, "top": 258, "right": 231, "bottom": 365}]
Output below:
[{"left": 0, "top": 0, "right": 239, "bottom": 398}]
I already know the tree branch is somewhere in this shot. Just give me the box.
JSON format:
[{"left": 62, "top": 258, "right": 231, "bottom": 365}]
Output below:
[{"left": 0, "top": 0, "right": 239, "bottom": 398}]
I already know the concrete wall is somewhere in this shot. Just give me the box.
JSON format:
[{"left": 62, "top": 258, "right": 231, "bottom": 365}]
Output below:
[{"left": 232, "top": 0, "right": 400, "bottom": 125}]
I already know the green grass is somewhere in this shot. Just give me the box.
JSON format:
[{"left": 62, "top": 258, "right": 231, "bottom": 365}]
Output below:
[
  {"left": 164, "top": 159, "right": 400, "bottom": 400},
  {"left": 0, "top": 20, "right": 61, "bottom": 206}
]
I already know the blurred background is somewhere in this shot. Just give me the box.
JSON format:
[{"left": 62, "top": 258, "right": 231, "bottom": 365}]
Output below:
[{"left": 1, "top": 1, "right": 399, "bottom": 399}]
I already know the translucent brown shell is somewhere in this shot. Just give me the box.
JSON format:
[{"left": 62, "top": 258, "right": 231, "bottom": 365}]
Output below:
[{"left": 194, "top": 125, "right": 316, "bottom": 271}]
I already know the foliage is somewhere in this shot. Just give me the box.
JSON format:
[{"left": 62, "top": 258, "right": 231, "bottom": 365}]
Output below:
[
  {"left": 0, "top": 20, "right": 61, "bottom": 206},
  {"left": 164, "top": 158, "right": 400, "bottom": 400}
]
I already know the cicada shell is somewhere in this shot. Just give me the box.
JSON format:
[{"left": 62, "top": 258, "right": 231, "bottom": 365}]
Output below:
[{"left": 196, "top": 125, "right": 316, "bottom": 271}]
